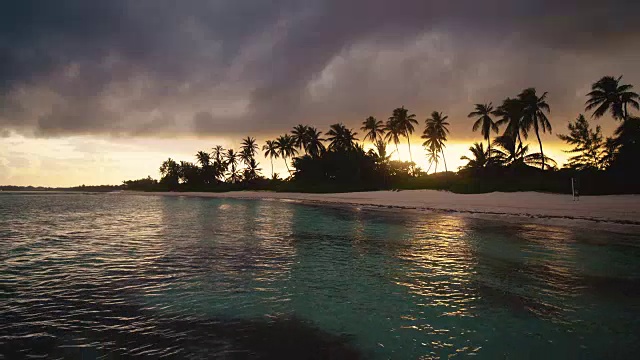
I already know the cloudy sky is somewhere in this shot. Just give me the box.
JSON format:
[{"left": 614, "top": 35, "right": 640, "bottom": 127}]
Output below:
[{"left": 1, "top": 0, "right": 639, "bottom": 186}]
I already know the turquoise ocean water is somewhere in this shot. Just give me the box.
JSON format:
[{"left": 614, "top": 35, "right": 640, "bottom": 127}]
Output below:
[{"left": 1, "top": 193, "right": 639, "bottom": 359}]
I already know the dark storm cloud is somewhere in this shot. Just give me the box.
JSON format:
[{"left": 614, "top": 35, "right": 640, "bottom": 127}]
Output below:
[{"left": 1, "top": 0, "right": 639, "bottom": 138}]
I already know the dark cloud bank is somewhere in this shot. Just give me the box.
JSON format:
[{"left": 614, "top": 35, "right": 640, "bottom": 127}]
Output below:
[{"left": 1, "top": 0, "right": 639, "bottom": 138}]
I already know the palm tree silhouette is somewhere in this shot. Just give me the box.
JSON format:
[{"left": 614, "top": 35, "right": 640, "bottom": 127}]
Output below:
[
  {"left": 243, "top": 158, "right": 262, "bottom": 181},
  {"left": 425, "top": 147, "right": 439, "bottom": 173},
  {"left": 460, "top": 143, "right": 489, "bottom": 170},
  {"left": 160, "top": 158, "right": 180, "bottom": 181},
  {"left": 327, "top": 123, "right": 359, "bottom": 152},
  {"left": 388, "top": 107, "right": 418, "bottom": 164},
  {"left": 196, "top": 151, "right": 214, "bottom": 184},
  {"left": 495, "top": 98, "right": 527, "bottom": 159},
  {"left": 196, "top": 151, "right": 211, "bottom": 167},
  {"left": 224, "top": 149, "right": 240, "bottom": 183},
  {"left": 491, "top": 135, "right": 556, "bottom": 168},
  {"left": 519, "top": 88, "right": 552, "bottom": 170},
  {"left": 275, "top": 134, "right": 298, "bottom": 176},
  {"left": 305, "top": 126, "right": 326, "bottom": 158},
  {"left": 291, "top": 124, "right": 310, "bottom": 152},
  {"left": 586, "top": 75, "right": 639, "bottom": 121},
  {"left": 424, "top": 111, "right": 451, "bottom": 172},
  {"left": 262, "top": 140, "right": 279, "bottom": 179},
  {"left": 241, "top": 137, "right": 258, "bottom": 159},
  {"left": 468, "top": 103, "right": 499, "bottom": 156},
  {"left": 239, "top": 149, "right": 253, "bottom": 167},
  {"left": 178, "top": 161, "right": 199, "bottom": 185},
  {"left": 374, "top": 139, "right": 390, "bottom": 161},
  {"left": 384, "top": 117, "right": 402, "bottom": 159},
  {"left": 212, "top": 145, "right": 225, "bottom": 164},
  {"left": 361, "top": 116, "right": 385, "bottom": 143},
  {"left": 211, "top": 145, "right": 226, "bottom": 181}
]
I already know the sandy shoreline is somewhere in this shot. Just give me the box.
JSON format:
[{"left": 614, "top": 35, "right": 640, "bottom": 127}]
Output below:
[{"left": 127, "top": 190, "right": 640, "bottom": 229}]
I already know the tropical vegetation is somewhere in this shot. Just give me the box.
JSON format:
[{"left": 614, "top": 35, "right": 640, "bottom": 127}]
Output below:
[{"left": 124, "top": 76, "right": 640, "bottom": 195}]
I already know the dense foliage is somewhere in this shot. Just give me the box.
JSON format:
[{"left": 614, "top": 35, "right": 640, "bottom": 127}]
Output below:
[{"left": 124, "top": 76, "right": 640, "bottom": 195}]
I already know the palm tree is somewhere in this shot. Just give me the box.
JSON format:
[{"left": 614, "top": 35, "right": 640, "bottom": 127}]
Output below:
[
  {"left": 586, "top": 75, "right": 639, "bottom": 121},
  {"left": 460, "top": 143, "right": 489, "bottom": 170},
  {"left": 491, "top": 134, "right": 519, "bottom": 166},
  {"left": 495, "top": 97, "right": 527, "bottom": 158},
  {"left": 275, "top": 134, "right": 298, "bottom": 176},
  {"left": 262, "top": 140, "right": 279, "bottom": 179},
  {"left": 211, "top": 145, "right": 226, "bottom": 181},
  {"left": 519, "top": 88, "right": 552, "bottom": 170},
  {"left": 195, "top": 151, "right": 211, "bottom": 167},
  {"left": 389, "top": 107, "right": 418, "bottom": 164},
  {"left": 239, "top": 148, "right": 253, "bottom": 167},
  {"left": 224, "top": 149, "right": 240, "bottom": 183},
  {"left": 160, "top": 158, "right": 180, "bottom": 180},
  {"left": 241, "top": 137, "right": 258, "bottom": 160},
  {"left": 305, "top": 126, "right": 326, "bottom": 157},
  {"left": 196, "top": 151, "right": 215, "bottom": 184},
  {"left": 178, "top": 161, "right": 200, "bottom": 185},
  {"left": 468, "top": 103, "right": 499, "bottom": 155},
  {"left": 491, "top": 135, "right": 557, "bottom": 168},
  {"left": 384, "top": 117, "right": 403, "bottom": 158},
  {"left": 291, "top": 124, "right": 310, "bottom": 151},
  {"left": 212, "top": 145, "right": 225, "bottom": 164},
  {"left": 424, "top": 111, "right": 451, "bottom": 172},
  {"left": 425, "top": 147, "right": 439, "bottom": 174},
  {"left": 243, "top": 158, "right": 262, "bottom": 181},
  {"left": 374, "top": 139, "right": 390, "bottom": 161},
  {"left": 326, "top": 123, "right": 359, "bottom": 152},
  {"left": 361, "top": 116, "right": 385, "bottom": 143}
]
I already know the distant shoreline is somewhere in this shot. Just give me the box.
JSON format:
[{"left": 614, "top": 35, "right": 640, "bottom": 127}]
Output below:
[{"left": 126, "top": 190, "right": 640, "bottom": 230}]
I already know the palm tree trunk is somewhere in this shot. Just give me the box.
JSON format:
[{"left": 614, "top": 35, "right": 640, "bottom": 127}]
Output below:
[
  {"left": 487, "top": 136, "right": 492, "bottom": 162},
  {"left": 536, "top": 130, "right": 545, "bottom": 170},
  {"left": 442, "top": 150, "right": 448, "bottom": 172},
  {"left": 284, "top": 157, "right": 290, "bottom": 177},
  {"left": 270, "top": 157, "right": 274, "bottom": 179},
  {"left": 517, "top": 132, "right": 523, "bottom": 159},
  {"left": 624, "top": 102, "right": 628, "bottom": 122},
  {"left": 406, "top": 137, "right": 413, "bottom": 164},
  {"left": 395, "top": 143, "right": 400, "bottom": 160},
  {"left": 427, "top": 162, "right": 433, "bottom": 174}
]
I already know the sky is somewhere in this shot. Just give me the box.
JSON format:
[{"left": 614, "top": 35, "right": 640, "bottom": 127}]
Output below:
[{"left": 1, "top": 0, "right": 640, "bottom": 186}]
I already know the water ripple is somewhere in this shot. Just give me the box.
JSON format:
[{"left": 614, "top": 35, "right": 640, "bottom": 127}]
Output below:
[{"left": 1, "top": 193, "right": 639, "bottom": 359}]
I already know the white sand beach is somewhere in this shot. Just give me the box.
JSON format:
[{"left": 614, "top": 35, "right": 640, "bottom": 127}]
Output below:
[{"left": 131, "top": 190, "right": 640, "bottom": 227}]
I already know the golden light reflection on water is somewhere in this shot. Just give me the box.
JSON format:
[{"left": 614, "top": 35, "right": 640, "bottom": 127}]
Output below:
[
  {"left": 350, "top": 207, "right": 368, "bottom": 246},
  {"left": 6, "top": 194, "right": 640, "bottom": 359},
  {"left": 395, "top": 215, "right": 478, "bottom": 318}
]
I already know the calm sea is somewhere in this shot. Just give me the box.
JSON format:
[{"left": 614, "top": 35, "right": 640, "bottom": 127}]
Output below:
[{"left": 1, "top": 193, "right": 639, "bottom": 359}]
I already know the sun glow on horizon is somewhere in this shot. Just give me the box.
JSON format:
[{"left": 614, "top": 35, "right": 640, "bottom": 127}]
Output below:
[{"left": 1, "top": 130, "right": 570, "bottom": 187}]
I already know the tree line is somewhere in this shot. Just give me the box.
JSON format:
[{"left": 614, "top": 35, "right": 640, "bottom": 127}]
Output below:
[{"left": 124, "top": 75, "right": 639, "bottom": 194}]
